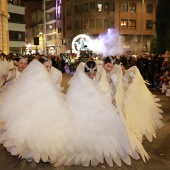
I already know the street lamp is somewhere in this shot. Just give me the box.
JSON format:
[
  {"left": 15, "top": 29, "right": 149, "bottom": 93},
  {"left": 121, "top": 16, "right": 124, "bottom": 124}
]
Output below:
[{"left": 141, "top": 0, "right": 144, "bottom": 54}]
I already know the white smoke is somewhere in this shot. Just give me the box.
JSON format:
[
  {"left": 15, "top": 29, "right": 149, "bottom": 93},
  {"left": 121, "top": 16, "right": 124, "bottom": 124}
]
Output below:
[{"left": 89, "top": 28, "right": 123, "bottom": 57}]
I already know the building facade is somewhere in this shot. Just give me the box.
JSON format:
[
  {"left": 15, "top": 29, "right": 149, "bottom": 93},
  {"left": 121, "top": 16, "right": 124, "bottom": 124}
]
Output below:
[
  {"left": 0, "top": 0, "right": 9, "bottom": 54},
  {"left": 62, "top": 0, "right": 156, "bottom": 55},
  {"left": 36, "top": 0, "right": 156, "bottom": 55},
  {"left": 8, "top": 0, "right": 25, "bottom": 54}
]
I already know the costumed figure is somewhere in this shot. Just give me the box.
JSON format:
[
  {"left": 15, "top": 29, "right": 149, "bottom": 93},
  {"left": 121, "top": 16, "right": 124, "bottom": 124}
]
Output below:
[
  {"left": 0, "top": 59, "right": 15, "bottom": 95},
  {"left": 39, "top": 56, "right": 63, "bottom": 91},
  {"left": 2, "top": 56, "right": 28, "bottom": 93},
  {"left": 122, "top": 66, "right": 164, "bottom": 142},
  {"left": 103, "top": 56, "right": 163, "bottom": 143},
  {"left": 0, "top": 59, "right": 80, "bottom": 164},
  {"left": 103, "top": 56, "right": 150, "bottom": 161},
  {"left": 65, "top": 60, "right": 149, "bottom": 167}
]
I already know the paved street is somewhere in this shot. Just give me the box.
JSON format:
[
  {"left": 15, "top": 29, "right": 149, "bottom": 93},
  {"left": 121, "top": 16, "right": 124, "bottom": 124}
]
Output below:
[{"left": 0, "top": 73, "right": 170, "bottom": 170}]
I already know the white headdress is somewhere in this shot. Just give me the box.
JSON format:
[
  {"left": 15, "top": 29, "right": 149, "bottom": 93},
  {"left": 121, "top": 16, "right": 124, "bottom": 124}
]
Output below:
[
  {"left": 85, "top": 64, "right": 97, "bottom": 74},
  {"left": 41, "top": 56, "right": 51, "bottom": 61},
  {"left": 109, "top": 56, "right": 116, "bottom": 64},
  {"left": 19, "top": 56, "right": 28, "bottom": 61}
]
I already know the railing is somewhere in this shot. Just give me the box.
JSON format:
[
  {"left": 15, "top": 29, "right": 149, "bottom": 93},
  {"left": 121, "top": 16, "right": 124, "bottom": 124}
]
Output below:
[{"left": 46, "top": 1, "right": 56, "bottom": 11}]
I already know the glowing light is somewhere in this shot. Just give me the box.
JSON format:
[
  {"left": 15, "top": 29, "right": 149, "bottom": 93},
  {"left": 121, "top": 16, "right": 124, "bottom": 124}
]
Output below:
[{"left": 72, "top": 34, "right": 92, "bottom": 55}]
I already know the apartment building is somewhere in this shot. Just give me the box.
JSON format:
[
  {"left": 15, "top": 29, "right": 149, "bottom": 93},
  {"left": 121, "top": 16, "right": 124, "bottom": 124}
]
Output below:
[
  {"left": 63, "top": 0, "right": 156, "bottom": 54},
  {"left": 0, "top": 1, "right": 9, "bottom": 54},
  {"left": 8, "top": 0, "right": 26, "bottom": 54},
  {"left": 38, "top": 0, "right": 156, "bottom": 55}
]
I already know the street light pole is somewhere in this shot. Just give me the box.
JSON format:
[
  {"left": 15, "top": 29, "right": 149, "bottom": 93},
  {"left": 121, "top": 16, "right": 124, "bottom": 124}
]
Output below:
[
  {"left": 43, "top": 0, "right": 47, "bottom": 55},
  {"left": 141, "top": 0, "right": 144, "bottom": 54}
]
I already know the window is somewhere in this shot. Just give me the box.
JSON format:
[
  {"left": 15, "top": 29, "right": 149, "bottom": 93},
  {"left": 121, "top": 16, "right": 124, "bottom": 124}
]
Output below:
[
  {"left": 9, "top": 13, "right": 24, "bottom": 24},
  {"left": 75, "top": 5, "right": 79, "bottom": 13},
  {"left": 110, "top": 2, "right": 115, "bottom": 11},
  {"left": 146, "top": 20, "right": 153, "bottom": 29},
  {"left": 84, "top": 19, "right": 88, "bottom": 29},
  {"left": 67, "top": 23, "right": 72, "bottom": 31},
  {"left": 121, "top": 2, "right": 128, "bottom": 12},
  {"left": 129, "top": 20, "right": 136, "bottom": 29},
  {"left": 104, "top": 19, "right": 109, "bottom": 28},
  {"left": 9, "top": 31, "right": 25, "bottom": 41},
  {"left": 84, "top": 3, "right": 88, "bottom": 12},
  {"left": 90, "top": 2, "right": 95, "bottom": 12},
  {"left": 96, "top": 19, "right": 103, "bottom": 28},
  {"left": 66, "top": 7, "right": 72, "bottom": 16},
  {"left": 110, "top": 19, "right": 114, "bottom": 28},
  {"left": 81, "top": 20, "right": 83, "bottom": 29},
  {"left": 129, "top": 3, "right": 136, "bottom": 12},
  {"left": 120, "top": 19, "right": 128, "bottom": 28},
  {"left": 97, "top": 3, "right": 103, "bottom": 12},
  {"left": 58, "top": 27, "right": 62, "bottom": 33},
  {"left": 81, "top": 4, "right": 83, "bottom": 13},
  {"left": 104, "top": 2, "right": 109, "bottom": 12},
  {"left": 89, "top": 19, "right": 95, "bottom": 28},
  {"left": 146, "top": 4, "right": 153, "bottom": 13}
]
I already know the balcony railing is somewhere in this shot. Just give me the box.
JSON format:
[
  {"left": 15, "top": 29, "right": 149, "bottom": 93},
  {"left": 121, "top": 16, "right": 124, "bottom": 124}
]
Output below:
[
  {"left": 46, "top": 0, "right": 56, "bottom": 12},
  {"left": 46, "top": 12, "right": 56, "bottom": 23}
]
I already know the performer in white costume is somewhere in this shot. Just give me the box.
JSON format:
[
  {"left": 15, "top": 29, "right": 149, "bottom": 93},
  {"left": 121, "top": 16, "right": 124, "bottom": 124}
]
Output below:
[
  {"left": 122, "top": 66, "right": 164, "bottom": 142},
  {"left": 39, "top": 56, "right": 63, "bottom": 91},
  {"left": 65, "top": 60, "right": 149, "bottom": 167},
  {"left": 0, "top": 59, "right": 79, "bottom": 164},
  {"left": 0, "top": 59, "right": 15, "bottom": 94},
  {"left": 103, "top": 56, "right": 164, "bottom": 143},
  {"left": 2, "top": 57, "right": 28, "bottom": 93}
]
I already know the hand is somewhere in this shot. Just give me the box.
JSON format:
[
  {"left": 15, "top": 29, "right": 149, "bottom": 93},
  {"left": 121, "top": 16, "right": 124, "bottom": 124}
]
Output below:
[
  {"left": 112, "top": 98, "right": 117, "bottom": 107},
  {"left": 1, "top": 74, "right": 8, "bottom": 81}
]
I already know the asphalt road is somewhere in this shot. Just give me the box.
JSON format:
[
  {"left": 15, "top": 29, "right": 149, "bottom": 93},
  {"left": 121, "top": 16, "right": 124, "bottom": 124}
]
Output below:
[{"left": 0, "top": 73, "right": 169, "bottom": 170}]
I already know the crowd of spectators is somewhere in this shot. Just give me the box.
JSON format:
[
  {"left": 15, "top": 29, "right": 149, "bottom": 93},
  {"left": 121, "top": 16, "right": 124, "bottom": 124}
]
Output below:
[{"left": 119, "top": 53, "right": 170, "bottom": 96}]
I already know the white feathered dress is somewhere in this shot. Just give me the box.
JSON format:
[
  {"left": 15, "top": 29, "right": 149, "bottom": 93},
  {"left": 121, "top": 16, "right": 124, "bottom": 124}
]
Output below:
[
  {"left": 123, "top": 66, "right": 164, "bottom": 142},
  {"left": 0, "top": 59, "right": 78, "bottom": 164},
  {"left": 65, "top": 62, "right": 147, "bottom": 167}
]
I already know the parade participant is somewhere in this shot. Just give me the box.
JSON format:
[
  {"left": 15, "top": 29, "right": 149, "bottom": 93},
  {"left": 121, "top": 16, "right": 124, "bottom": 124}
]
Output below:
[
  {"left": 39, "top": 56, "right": 63, "bottom": 91},
  {"left": 0, "top": 59, "right": 15, "bottom": 93},
  {"left": 3, "top": 56, "right": 28, "bottom": 91},
  {"left": 103, "top": 56, "right": 164, "bottom": 143},
  {"left": 65, "top": 60, "right": 149, "bottom": 167},
  {"left": 0, "top": 59, "right": 78, "bottom": 164},
  {"left": 122, "top": 65, "right": 164, "bottom": 142}
]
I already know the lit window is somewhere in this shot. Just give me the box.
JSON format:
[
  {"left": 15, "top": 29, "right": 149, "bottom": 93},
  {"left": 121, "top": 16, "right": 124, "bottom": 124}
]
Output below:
[
  {"left": 97, "top": 3, "right": 103, "bottom": 12},
  {"left": 120, "top": 19, "right": 128, "bottom": 28}
]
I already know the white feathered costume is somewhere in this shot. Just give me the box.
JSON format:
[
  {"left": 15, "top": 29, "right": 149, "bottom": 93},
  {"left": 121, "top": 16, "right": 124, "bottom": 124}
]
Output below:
[
  {"left": 123, "top": 66, "right": 164, "bottom": 142},
  {"left": 109, "top": 64, "right": 163, "bottom": 143},
  {"left": 65, "top": 62, "right": 149, "bottom": 167},
  {"left": 0, "top": 59, "right": 79, "bottom": 164}
]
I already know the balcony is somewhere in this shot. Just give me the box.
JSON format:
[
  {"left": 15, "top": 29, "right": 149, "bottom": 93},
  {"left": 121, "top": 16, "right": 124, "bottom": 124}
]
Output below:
[
  {"left": 46, "top": 1, "right": 56, "bottom": 13},
  {"left": 46, "top": 11, "right": 56, "bottom": 24}
]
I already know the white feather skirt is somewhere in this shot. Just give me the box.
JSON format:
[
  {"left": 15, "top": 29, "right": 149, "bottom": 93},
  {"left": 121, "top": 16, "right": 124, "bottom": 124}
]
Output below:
[{"left": 0, "top": 60, "right": 78, "bottom": 163}]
